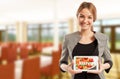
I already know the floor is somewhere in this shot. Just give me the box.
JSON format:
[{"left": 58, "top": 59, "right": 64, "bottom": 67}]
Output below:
[
  {"left": 1, "top": 52, "right": 120, "bottom": 79},
  {"left": 41, "top": 53, "right": 120, "bottom": 79},
  {"left": 18, "top": 52, "right": 120, "bottom": 79}
]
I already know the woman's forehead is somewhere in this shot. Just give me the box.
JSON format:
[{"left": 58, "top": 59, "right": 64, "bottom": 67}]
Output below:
[{"left": 79, "top": 8, "right": 93, "bottom": 16}]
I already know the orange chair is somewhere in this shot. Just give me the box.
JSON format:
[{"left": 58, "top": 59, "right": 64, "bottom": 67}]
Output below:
[
  {"left": 21, "top": 57, "right": 40, "bottom": 79},
  {"left": 0, "top": 57, "right": 1, "bottom": 64},
  {"left": 0, "top": 63, "right": 15, "bottom": 79},
  {"left": 19, "top": 48, "right": 29, "bottom": 59},
  {"left": 1, "top": 46, "right": 9, "bottom": 61},
  {"left": 1, "top": 46, "right": 17, "bottom": 64},
  {"left": 41, "top": 51, "right": 61, "bottom": 79},
  {"left": 7, "top": 47, "right": 17, "bottom": 64}
]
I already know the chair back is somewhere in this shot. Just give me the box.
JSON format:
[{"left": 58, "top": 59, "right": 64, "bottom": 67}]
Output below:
[
  {"left": 21, "top": 57, "right": 40, "bottom": 79},
  {"left": 0, "top": 63, "right": 15, "bottom": 79},
  {"left": 7, "top": 47, "right": 17, "bottom": 63},
  {"left": 20, "top": 48, "right": 29, "bottom": 59},
  {"left": 51, "top": 51, "right": 61, "bottom": 76}
]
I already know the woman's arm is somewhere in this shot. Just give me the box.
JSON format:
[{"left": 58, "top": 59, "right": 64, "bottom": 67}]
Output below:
[
  {"left": 102, "top": 35, "right": 113, "bottom": 73},
  {"left": 87, "top": 62, "right": 110, "bottom": 74},
  {"left": 60, "top": 63, "right": 68, "bottom": 71},
  {"left": 60, "top": 62, "right": 82, "bottom": 74},
  {"left": 59, "top": 35, "right": 69, "bottom": 71}
]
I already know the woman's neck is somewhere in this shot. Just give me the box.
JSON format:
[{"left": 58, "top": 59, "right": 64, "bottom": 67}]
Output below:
[
  {"left": 79, "top": 30, "right": 95, "bottom": 44},
  {"left": 80, "top": 30, "right": 93, "bottom": 37}
]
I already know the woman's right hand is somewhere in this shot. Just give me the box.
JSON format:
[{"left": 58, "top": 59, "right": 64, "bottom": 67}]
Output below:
[
  {"left": 67, "top": 62, "right": 82, "bottom": 75},
  {"left": 60, "top": 61, "right": 82, "bottom": 75}
]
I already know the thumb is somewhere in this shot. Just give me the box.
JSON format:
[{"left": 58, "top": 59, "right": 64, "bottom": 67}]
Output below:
[{"left": 98, "top": 59, "right": 102, "bottom": 69}]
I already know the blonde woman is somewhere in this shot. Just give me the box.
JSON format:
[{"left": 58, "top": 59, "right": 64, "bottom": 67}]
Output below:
[{"left": 59, "top": 2, "right": 113, "bottom": 79}]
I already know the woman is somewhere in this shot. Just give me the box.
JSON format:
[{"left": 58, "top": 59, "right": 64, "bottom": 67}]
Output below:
[{"left": 59, "top": 1, "right": 113, "bottom": 79}]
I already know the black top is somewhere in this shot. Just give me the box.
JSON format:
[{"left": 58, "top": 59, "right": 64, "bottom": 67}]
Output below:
[
  {"left": 72, "top": 39, "right": 100, "bottom": 79},
  {"left": 72, "top": 39, "right": 98, "bottom": 57}
]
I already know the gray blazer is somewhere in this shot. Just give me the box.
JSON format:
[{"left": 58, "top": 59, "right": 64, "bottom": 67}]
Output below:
[{"left": 59, "top": 31, "right": 113, "bottom": 79}]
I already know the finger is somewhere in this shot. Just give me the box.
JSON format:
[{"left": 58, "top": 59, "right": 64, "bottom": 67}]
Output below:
[
  {"left": 88, "top": 70, "right": 100, "bottom": 74},
  {"left": 68, "top": 63, "right": 73, "bottom": 67},
  {"left": 74, "top": 70, "right": 82, "bottom": 73},
  {"left": 98, "top": 59, "right": 102, "bottom": 70},
  {"left": 71, "top": 60, "right": 74, "bottom": 64},
  {"left": 98, "top": 59, "right": 101, "bottom": 64}
]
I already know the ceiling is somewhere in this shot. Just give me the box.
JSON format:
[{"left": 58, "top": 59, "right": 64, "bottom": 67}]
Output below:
[{"left": 0, "top": 0, "right": 120, "bottom": 23}]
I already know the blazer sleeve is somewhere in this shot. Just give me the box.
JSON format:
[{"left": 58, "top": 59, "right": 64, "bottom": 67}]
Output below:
[
  {"left": 59, "top": 35, "right": 69, "bottom": 72},
  {"left": 102, "top": 36, "right": 113, "bottom": 73}
]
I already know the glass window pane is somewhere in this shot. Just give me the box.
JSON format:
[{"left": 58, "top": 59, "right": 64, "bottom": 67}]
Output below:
[
  {"left": 0, "top": 25, "right": 7, "bottom": 42},
  {"left": 7, "top": 25, "right": 16, "bottom": 42},
  {"left": 59, "top": 22, "right": 69, "bottom": 42},
  {"left": 41, "top": 23, "right": 54, "bottom": 43},
  {"left": 0, "top": 25, "right": 6, "bottom": 30},
  {"left": 115, "top": 27, "right": 120, "bottom": 50},
  {"left": 28, "top": 30, "right": 39, "bottom": 41},
  {"left": 94, "top": 26, "right": 101, "bottom": 32},
  {"left": 41, "top": 24, "right": 50, "bottom": 29},
  {"left": 102, "top": 19, "right": 120, "bottom": 25},
  {"left": 28, "top": 24, "right": 39, "bottom": 29},
  {"left": 104, "top": 28, "right": 111, "bottom": 49},
  {"left": 27, "top": 24, "right": 41, "bottom": 42},
  {"left": 94, "top": 20, "right": 101, "bottom": 26},
  {"left": 27, "top": 23, "right": 54, "bottom": 43},
  {"left": 41, "top": 29, "right": 49, "bottom": 42}
]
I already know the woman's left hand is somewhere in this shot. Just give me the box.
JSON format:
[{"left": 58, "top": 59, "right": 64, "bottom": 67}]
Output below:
[{"left": 87, "top": 60, "right": 110, "bottom": 74}]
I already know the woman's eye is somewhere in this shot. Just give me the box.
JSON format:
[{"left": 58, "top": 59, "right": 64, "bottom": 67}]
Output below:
[
  {"left": 88, "top": 16, "right": 92, "bottom": 19},
  {"left": 79, "top": 15, "right": 84, "bottom": 18}
]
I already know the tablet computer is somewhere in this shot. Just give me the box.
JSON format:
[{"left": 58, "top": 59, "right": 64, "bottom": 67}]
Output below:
[{"left": 74, "top": 56, "right": 99, "bottom": 71}]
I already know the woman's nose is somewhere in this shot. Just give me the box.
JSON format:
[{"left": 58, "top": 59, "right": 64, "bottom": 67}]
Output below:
[{"left": 83, "top": 18, "right": 88, "bottom": 23}]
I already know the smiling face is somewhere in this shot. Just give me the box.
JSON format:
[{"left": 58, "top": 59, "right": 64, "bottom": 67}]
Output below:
[
  {"left": 78, "top": 8, "right": 94, "bottom": 31},
  {"left": 76, "top": 2, "right": 97, "bottom": 31}
]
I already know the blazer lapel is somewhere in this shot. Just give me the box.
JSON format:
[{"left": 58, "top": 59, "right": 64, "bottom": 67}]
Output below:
[
  {"left": 68, "top": 31, "right": 81, "bottom": 59},
  {"left": 94, "top": 32, "right": 104, "bottom": 57}
]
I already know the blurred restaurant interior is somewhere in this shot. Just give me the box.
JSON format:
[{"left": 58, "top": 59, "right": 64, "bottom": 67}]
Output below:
[{"left": 0, "top": 0, "right": 120, "bottom": 79}]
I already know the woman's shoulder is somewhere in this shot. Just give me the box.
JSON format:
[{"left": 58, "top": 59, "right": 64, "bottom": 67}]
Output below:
[{"left": 95, "top": 32, "right": 109, "bottom": 40}]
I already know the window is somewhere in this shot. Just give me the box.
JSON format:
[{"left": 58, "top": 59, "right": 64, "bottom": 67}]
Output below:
[
  {"left": 102, "top": 19, "right": 120, "bottom": 25},
  {"left": 27, "top": 23, "right": 54, "bottom": 43},
  {"left": 27, "top": 24, "right": 40, "bottom": 42},
  {"left": 7, "top": 25, "right": 16, "bottom": 41},
  {"left": 93, "top": 20, "right": 101, "bottom": 32},
  {"left": 41, "top": 23, "right": 54, "bottom": 43},
  {"left": 103, "top": 28, "right": 111, "bottom": 49},
  {"left": 115, "top": 27, "right": 120, "bottom": 50},
  {"left": 0, "top": 24, "right": 16, "bottom": 42},
  {"left": 58, "top": 22, "right": 69, "bottom": 43}
]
